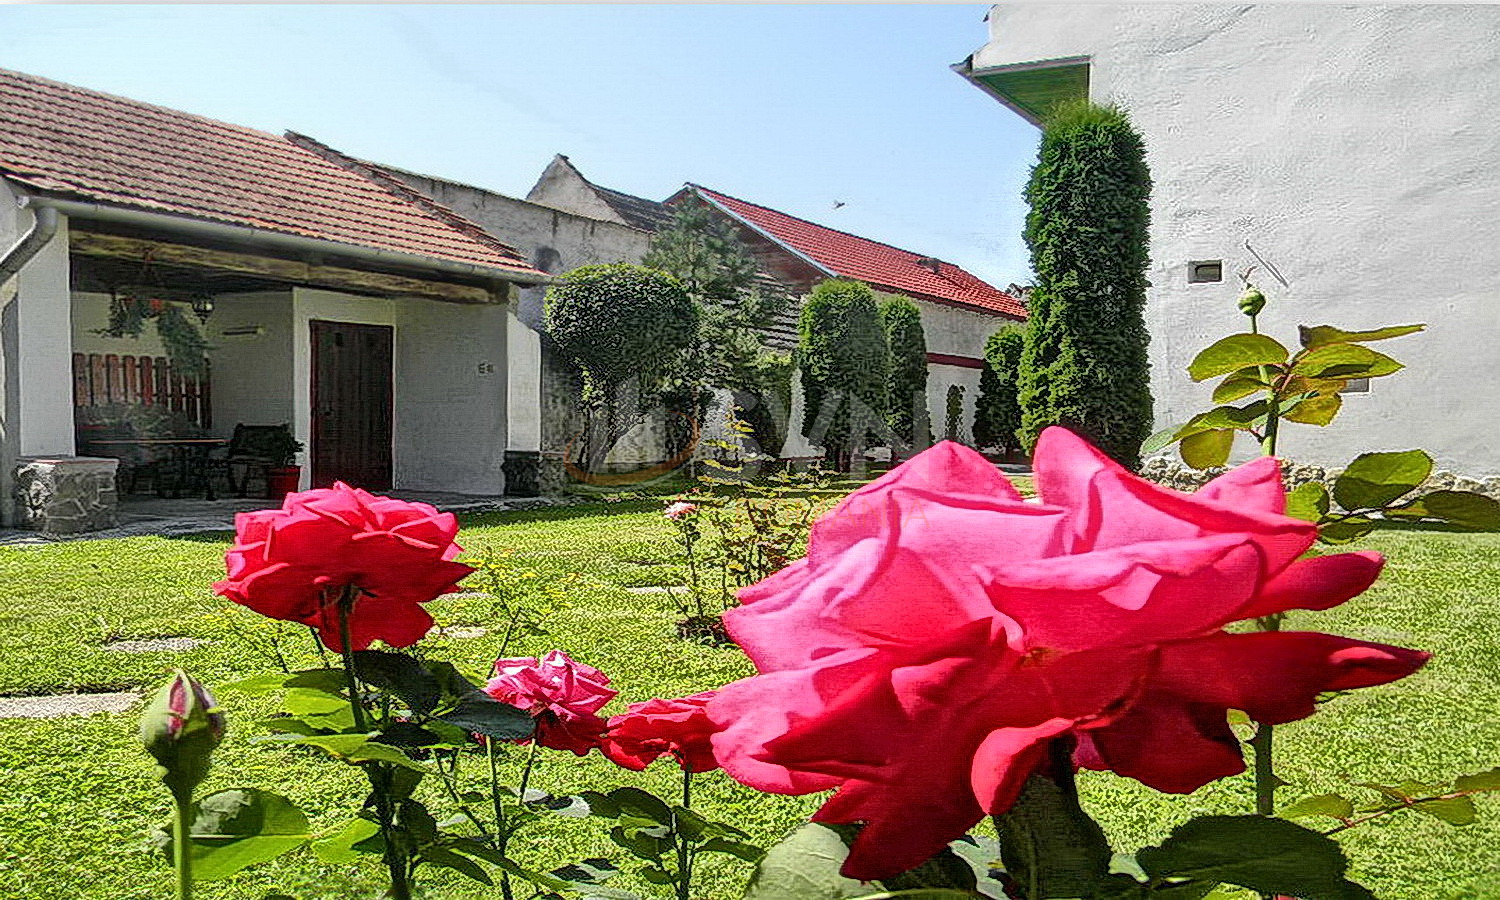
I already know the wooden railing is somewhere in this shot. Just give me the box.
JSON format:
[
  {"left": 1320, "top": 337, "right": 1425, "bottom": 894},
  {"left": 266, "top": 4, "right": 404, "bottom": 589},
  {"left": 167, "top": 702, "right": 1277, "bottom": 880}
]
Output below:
[{"left": 71, "top": 353, "right": 212, "bottom": 429}]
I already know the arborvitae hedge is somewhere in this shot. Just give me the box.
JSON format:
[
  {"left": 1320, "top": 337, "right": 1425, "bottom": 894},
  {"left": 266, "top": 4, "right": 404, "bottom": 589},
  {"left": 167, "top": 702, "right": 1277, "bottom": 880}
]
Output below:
[
  {"left": 974, "top": 324, "right": 1026, "bottom": 454},
  {"left": 1018, "top": 99, "right": 1154, "bottom": 467},
  {"left": 798, "top": 279, "right": 889, "bottom": 468},
  {"left": 878, "top": 294, "right": 931, "bottom": 451}
]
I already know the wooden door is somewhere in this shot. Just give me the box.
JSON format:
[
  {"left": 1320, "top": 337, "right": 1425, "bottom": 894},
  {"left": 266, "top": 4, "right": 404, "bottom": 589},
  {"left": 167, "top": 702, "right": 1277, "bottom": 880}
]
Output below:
[{"left": 311, "top": 320, "right": 393, "bottom": 490}]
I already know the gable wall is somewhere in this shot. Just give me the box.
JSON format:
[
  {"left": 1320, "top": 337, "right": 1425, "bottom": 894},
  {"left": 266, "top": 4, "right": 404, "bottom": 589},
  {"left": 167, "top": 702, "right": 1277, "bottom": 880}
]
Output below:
[{"left": 972, "top": 3, "right": 1500, "bottom": 475}]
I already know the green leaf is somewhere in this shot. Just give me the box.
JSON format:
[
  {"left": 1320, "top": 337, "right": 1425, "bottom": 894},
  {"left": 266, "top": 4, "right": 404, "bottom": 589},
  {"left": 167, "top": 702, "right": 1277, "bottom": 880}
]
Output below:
[
  {"left": 1413, "top": 796, "right": 1477, "bottom": 826},
  {"left": 1290, "top": 343, "right": 1403, "bottom": 380},
  {"left": 994, "top": 771, "right": 1112, "bottom": 900},
  {"left": 352, "top": 650, "right": 441, "bottom": 715},
  {"left": 1180, "top": 429, "right": 1234, "bottom": 470},
  {"left": 845, "top": 892, "right": 986, "bottom": 899},
  {"left": 220, "top": 668, "right": 346, "bottom": 694},
  {"left": 550, "top": 857, "right": 622, "bottom": 886},
  {"left": 179, "top": 788, "right": 312, "bottom": 880},
  {"left": 610, "top": 825, "right": 670, "bottom": 863},
  {"left": 1334, "top": 449, "right": 1432, "bottom": 511},
  {"left": 257, "top": 734, "right": 430, "bottom": 772},
  {"left": 1142, "top": 424, "right": 1190, "bottom": 455},
  {"left": 743, "top": 823, "right": 876, "bottom": 900},
  {"left": 1282, "top": 393, "right": 1342, "bottom": 426},
  {"left": 1388, "top": 491, "right": 1500, "bottom": 531},
  {"left": 1318, "top": 517, "right": 1378, "bottom": 544},
  {"left": 445, "top": 838, "right": 574, "bottom": 892},
  {"left": 1280, "top": 794, "right": 1355, "bottom": 820},
  {"left": 310, "top": 817, "right": 380, "bottom": 864},
  {"left": 1188, "top": 334, "right": 1289, "bottom": 382},
  {"left": 1299, "top": 323, "right": 1425, "bottom": 349},
  {"left": 1285, "top": 483, "right": 1331, "bottom": 523},
  {"left": 1190, "top": 402, "right": 1269, "bottom": 432},
  {"left": 1453, "top": 767, "right": 1500, "bottom": 792},
  {"left": 1211, "top": 370, "right": 1269, "bottom": 404},
  {"left": 280, "top": 688, "right": 347, "bottom": 717},
  {"left": 880, "top": 843, "right": 978, "bottom": 893},
  {"left": 419, "top": 842, "right": 492, "bottom": 884},
  {"left": 436, "top": 691, "right": 535, "bottom": 741},
  {"left": 1135, "top": 815, "right": 1375, "bottom": 900},
  {"left": 581, "top": 787, "right": 674, "bottom": 826}
]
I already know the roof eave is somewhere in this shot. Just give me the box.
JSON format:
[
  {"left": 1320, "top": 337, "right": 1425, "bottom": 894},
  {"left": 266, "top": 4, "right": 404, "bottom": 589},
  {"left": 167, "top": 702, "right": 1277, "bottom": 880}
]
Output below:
[
  {"left": 952, "top": 54, "right": 1092, "bottom": 127},
  {"left": 16, "top": 187, "right": 552, "bottom": 290},
  {"left": 684, "top": 184, "right": 838, "bottom": 280}
]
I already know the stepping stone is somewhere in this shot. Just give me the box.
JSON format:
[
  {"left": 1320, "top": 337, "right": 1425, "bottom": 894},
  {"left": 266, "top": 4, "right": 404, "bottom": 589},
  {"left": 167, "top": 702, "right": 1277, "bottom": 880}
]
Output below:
[
  {"left": 102, "top": 636, "right": 209, "bottom": 654},
  {"left": 439, "top": 626, "right": 489, "bottom": 640},
  {"left": 0, "top": 691, "right": 141, "bottom": 719},
  {"left": 625, "top": 585, "right": 684, "bottom": 594}
]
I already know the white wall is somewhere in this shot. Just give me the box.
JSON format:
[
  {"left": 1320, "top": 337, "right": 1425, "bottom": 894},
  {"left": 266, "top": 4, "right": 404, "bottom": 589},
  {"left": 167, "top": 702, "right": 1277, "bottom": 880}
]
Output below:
[
  {"left": 207, "top": 292, "right": 295, "bottom": 437},
  {"left": 971, "top": 4, "right": 1500, "bottom": 474}
]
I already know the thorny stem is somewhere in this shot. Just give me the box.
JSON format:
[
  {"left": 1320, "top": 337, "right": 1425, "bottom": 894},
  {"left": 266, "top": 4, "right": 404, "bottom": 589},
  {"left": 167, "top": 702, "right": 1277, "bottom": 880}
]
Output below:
[
  {"left": 1322, "top": 790, "right": 1479, "bottom": 836},
  {"left": 1251, "top": 360, "right": 1283, "bottom": 819}
]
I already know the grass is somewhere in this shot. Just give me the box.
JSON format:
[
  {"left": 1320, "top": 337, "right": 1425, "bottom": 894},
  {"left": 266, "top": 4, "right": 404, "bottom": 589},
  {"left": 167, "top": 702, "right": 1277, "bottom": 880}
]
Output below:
[{"left": 0, "top": 500, "right": 1495, "bottom": 899}]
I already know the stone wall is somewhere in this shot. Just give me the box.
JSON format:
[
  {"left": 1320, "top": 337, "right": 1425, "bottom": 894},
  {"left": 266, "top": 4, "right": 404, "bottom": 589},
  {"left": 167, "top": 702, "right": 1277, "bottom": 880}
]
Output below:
[
  {"left": 12, "top": 456, "right": 118, "bottom": 533},
  {"left": 1141, "top": 455, "right": 1500, "bottom": 501}
]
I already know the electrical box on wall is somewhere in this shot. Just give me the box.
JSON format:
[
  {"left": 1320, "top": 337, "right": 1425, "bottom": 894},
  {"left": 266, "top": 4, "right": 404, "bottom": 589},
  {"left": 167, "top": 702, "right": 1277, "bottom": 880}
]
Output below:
[{"left": 1188, "top": 260, "right": 1223, "bottom": 283}]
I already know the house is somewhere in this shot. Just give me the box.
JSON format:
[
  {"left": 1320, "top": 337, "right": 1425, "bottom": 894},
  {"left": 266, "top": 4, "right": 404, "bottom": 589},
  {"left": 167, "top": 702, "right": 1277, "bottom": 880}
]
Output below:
[
  {"left": 956, "top": 4, "right": 1500, "bottom": 477},
  {"left": 0, "top": 67, "right": 549, "bottom": 531},
  {"left": 527, "top": 157, "right": 1027, "bottom": 451}
]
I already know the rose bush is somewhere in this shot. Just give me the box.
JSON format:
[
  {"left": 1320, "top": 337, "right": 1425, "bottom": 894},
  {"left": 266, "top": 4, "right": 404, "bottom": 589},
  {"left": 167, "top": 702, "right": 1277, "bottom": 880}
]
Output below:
[
  {"left": 484, "top": 650, "right": 618, "bottom": 754},
  {"left": 600, "top": 691, "right": 721, "bottom": 773},
  {"left": 213, "top": 482, "right": 472, "bottom": 651},
  {"left": 709, "top": 427, "right": 1429, "bottom": 879}
]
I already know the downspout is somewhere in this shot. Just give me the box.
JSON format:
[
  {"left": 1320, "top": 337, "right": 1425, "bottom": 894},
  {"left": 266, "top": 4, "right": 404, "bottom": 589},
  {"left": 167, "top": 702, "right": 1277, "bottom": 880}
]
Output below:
[{"left": 0, "top": 204, "right": 60, "bottom": 284}]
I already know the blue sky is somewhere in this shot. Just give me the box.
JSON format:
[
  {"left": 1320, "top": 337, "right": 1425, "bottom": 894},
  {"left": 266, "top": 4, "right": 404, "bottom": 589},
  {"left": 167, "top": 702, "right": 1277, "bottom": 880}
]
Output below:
[{"left": 0, "top": 4, "right": 1040, "bottom": 287}]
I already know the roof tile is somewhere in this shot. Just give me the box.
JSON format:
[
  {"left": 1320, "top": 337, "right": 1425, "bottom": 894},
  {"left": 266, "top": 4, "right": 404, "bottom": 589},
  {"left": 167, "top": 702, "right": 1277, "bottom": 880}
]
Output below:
[
  {"left": 0, "top": 67, "right": 541, "bottom": 277},
  {"left": 690, "top": 185, "right": 1025, "bottom": 318}
]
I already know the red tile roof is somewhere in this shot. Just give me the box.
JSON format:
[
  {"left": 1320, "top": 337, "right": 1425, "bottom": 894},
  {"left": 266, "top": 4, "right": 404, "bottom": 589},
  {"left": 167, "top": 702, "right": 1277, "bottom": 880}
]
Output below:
[
  {"left": 0, "top": 67, "right": 541, "bottom": 277},
  {"left": 687, "top": 185, "right": 1025, "bottom": 318}
]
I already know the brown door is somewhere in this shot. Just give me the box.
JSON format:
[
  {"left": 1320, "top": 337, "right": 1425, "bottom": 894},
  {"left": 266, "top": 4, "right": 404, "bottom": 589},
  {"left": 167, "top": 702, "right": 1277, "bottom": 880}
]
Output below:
[{"left": 311, "top": 320, "right": 393, "bottom": 490}]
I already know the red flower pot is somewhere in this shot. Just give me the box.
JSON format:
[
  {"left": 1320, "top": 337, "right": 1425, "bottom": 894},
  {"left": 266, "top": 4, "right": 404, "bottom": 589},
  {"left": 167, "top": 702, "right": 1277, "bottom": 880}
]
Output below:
[{"left": 265, "top": 466, "right": 302, "bottom": 502}]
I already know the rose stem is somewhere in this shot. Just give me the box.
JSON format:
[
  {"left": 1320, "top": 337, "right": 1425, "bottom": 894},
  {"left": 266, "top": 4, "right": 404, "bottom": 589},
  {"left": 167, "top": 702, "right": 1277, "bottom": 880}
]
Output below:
[
  {"left": 172, "top": 785, "right": 193, "bottom": 900},
  {"left": 489, "top": 740, "right": 513, "bottom": 900},
  {"left": 676, "top": 768, "right": 694, "bottom": 900},
  {"left": 335, "top": 586, "right": 411, "bottom": 900}
]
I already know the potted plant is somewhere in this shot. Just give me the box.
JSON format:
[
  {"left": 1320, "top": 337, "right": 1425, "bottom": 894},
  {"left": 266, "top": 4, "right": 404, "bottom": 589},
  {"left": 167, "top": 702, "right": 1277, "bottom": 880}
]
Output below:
[{"left": 264, "top": 430, "right": 305, "bottom": 502}]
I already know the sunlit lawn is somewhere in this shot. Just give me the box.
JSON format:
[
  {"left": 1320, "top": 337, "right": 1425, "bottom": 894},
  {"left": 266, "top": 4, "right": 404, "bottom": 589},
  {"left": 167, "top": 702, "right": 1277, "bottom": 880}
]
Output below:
[{"left": 0, "top": 499, "right": 1495, "bottom": 899}]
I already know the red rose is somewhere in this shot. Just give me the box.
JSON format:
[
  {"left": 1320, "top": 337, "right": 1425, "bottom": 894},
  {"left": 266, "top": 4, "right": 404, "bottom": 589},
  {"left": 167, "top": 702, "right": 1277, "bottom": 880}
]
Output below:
[
  {"left": 710, "top": 428, "right": 1428, "bottom": 880},
  {"left": 484, "top": 651, "right": 617, "bottom": 755},
  {"left": 213, "top": 482, "right": 472, "bottom": 652},
  {"left": 600, "top": 691, "right": 721, "bottom": 773}
]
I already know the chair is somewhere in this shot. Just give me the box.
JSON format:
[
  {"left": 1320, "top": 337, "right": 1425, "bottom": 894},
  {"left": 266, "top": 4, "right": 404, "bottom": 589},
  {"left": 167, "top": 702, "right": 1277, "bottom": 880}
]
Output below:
[{"left": 219, "top": 424, "right": 294, "bottom": 498}]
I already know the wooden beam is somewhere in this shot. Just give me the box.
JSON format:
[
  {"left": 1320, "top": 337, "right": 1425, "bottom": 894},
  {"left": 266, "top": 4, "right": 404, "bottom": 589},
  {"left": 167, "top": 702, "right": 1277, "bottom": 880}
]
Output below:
[{"left": 68, "top": 230, "right": 502, "bottom": 304}]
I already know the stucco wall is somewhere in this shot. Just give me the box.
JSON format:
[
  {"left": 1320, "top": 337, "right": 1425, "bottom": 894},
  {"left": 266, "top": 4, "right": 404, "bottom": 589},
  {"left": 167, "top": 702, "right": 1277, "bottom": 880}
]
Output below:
[
  {"left": 205, "top": 292, "right": 296, "bottom": 437},
  {"left": 971, "top": 4, "right": 1500, "bottom": 474}
]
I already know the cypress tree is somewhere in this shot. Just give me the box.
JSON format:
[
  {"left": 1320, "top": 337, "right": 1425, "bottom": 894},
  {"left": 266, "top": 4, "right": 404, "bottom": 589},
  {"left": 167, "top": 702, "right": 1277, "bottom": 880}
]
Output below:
[
  {"left": 798, "top": 279, "right": 889, "bottom": 470},
  {"left": 877, "top": 294, "right": 931, "bottom": 453},
  {"left": 974, "top": 325, "right": 1027, "bottom": 454},
  {"left": 1018, "top": 100, "right": 1154, "bottom": 467}
]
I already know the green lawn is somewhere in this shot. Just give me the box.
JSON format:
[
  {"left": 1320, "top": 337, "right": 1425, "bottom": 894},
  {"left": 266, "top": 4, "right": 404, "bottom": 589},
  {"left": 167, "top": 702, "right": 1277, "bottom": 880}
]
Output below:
[{"left": 0, "top": 502, "right": 1495, "bottom": 899}]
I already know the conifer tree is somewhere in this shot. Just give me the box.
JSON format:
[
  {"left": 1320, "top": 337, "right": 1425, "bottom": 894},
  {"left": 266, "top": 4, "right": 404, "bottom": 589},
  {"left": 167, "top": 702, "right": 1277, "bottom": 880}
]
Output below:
[
  {"left": 878, "top": 294, "right": 931, "bottom": 453},
  {"left": 798, "top": 279, "right": 889, "bottom": 471},
  {"left": 1018, "top": 100, "right": 1154, "bottom": 467},
  {"left": 974, "top": 325, "right": 1026, "bottom": 454}
]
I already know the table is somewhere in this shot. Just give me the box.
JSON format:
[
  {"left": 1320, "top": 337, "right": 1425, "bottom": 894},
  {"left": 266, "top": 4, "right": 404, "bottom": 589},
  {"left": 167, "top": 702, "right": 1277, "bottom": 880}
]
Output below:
[{"left": 88, "top": 439, "right": 229, "bottom": 500}]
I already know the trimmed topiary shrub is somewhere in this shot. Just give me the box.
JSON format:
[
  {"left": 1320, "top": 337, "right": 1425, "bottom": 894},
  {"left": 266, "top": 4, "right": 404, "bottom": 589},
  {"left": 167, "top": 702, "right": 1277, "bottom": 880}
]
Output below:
[
  {"left": 543, "top": 264, "right": 697, "bottom": 403},
  {"left": 878, "top": 294, "right": 931, "bottom": 453},
  {"left": 974, "top": 325, "right": 1026, "bottom": 454},
  {"left": 1018, "top": 99, "right": 1154, "bottom": 467},
  {"left": 798, "top": 279, "right": 889, "bottom": 470}
]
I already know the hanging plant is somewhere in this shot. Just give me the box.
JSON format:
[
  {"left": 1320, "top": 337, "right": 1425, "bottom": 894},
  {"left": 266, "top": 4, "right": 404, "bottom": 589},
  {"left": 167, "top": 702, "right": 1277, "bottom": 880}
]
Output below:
[{"left": 100, "top": 294, "right": 209, "bottom": 378}]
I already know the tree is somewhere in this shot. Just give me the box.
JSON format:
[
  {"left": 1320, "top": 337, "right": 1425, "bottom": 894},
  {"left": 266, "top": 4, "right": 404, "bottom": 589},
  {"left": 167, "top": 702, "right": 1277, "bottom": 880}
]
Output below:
[
  {"left": 974, "top": 325, "right": 1027, "bottom": 455},
  {"left": 543, "top": 264, "right": 697, "bottom": 467},
  {"left": 798, "top": 279, "right": 889, "bottom": 471},
  {"left": 642, "top": 199, "right": 794, "bottom": 456},
  {"left": 878, "top": 294, "right": 931, "bottom": 455},
  {"left": 1018, "top": 99, "right": 1154, "bottom": 467}
]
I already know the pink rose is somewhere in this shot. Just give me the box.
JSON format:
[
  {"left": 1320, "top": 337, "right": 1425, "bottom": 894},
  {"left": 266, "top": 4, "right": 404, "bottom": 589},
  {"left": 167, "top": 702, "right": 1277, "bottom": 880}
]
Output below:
[
  {"left": 213, "top": 482, "right": 472, "bottom": 651},
  {"left": 709, "top": 427, "right": 1428, "bottom": 880},
  {"left": 664, "top": 501, "right": 699, "bottom": 520},
  {"left": 600, "top": 691, "right": 721, "bottom": 773},
  {"left": 484, "top": 650, "right": 618, "bottom": 755}
]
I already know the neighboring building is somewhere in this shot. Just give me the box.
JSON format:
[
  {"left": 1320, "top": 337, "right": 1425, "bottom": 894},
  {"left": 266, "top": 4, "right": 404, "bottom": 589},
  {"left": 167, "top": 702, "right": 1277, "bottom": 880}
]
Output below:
[
  {"left": 666, "top": 184, "right": 1026, "bottom": 450},
  {"left": 956, "top": 4, "right": 1500, "bottom": 475},
  {"left": 0, "top": 67, "right": 548, "bottom": 529}
]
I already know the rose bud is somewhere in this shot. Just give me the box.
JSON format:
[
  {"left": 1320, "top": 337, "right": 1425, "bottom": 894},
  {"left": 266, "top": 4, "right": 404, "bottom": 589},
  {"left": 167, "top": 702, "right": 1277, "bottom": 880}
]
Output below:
[
  {"left": 1238, "top": 284, "right": 1267, "bottom": 317},
  {"left": 139, "top": 670, "right": 226, "bottom": 798}
]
